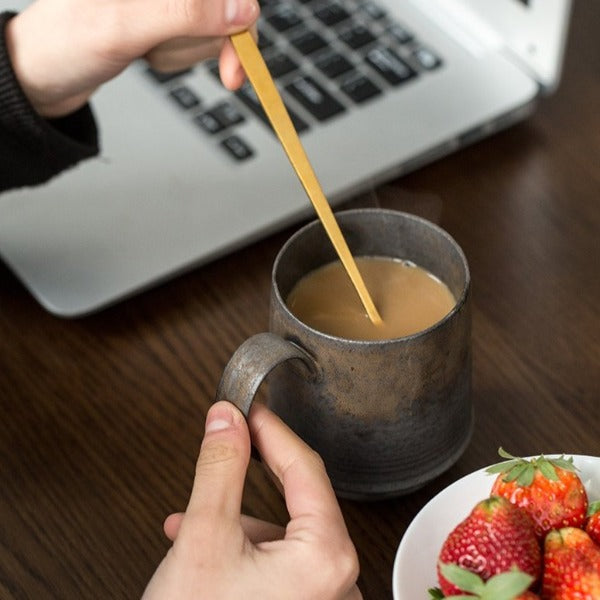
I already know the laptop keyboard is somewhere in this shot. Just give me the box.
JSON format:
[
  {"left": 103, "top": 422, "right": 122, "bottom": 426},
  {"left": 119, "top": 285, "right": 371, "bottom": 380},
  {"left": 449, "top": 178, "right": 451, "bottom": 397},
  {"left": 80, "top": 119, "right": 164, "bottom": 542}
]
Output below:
[{"left": 147, "top": 0, "right": 443, "bottom": 162}]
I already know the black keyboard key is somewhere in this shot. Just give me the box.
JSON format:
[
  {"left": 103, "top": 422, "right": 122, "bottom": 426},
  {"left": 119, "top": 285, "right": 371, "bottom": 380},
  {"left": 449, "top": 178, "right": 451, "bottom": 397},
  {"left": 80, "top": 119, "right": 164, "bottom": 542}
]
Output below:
[
  {"left": 194, "top": 112, "right": 223, "bottom": 134},
  {"left": 285, "top": 76, "right": 346, "bottom": 121},
  {"left": 169, "top": 86, "right": 200, "bottom": 109},
  {"left": 258, "top": 29, "right": 274, "bottom": 51},
  {"left": 221, "top": 135, "right": 254, "bottom": 160},
  {"left": 214, "top": 101, "right": 245, "bottom": 125},
  {"left": 265, "top": 53, "right": 299, "bottom": 78},
  {"left": 314, "top": 51, "right": 354, "bottom": 78},
  {"left": 266, "top": 5, "right": 303, "bottom": 31},
  {"left": 341, "top": 73, "right": 381, "bottom": 103},
  {"left": 235, "top": 83, "right": 266, "bottom": 122},
  {"left": 236, "top": 82, "right": 309, "bottom": 133},
  {"left": 365, "top": 47, "right": 416, "bottom": 85},
  {"left": 339, "top": 24, "right": 376, "bottom": 49},
  {"left": 412, "top": 46, "right": 443, "bottom": 70},
  {"left": 388, "top": 23, "right": 414, "bottom": 44},
  {"left": 359, "top": 1, "right": 387, "bottom": 20},
  {"left": 206, "top": 59, "right": 220, "bottom": 79},
  {"left": 290, "top": 28, "right": 328, "bottom": 55},
  {"left": 194, "top": 101, "right": 245, "bottom": 134},
  {"left": 147, "top": 67, "right": 191, "bottom": 83},
  {"left": 314, "top": 1, "right": 351, "bottom": 26},
  {"left": 288, "top": 110, "right": 310, "bottom": 134}
]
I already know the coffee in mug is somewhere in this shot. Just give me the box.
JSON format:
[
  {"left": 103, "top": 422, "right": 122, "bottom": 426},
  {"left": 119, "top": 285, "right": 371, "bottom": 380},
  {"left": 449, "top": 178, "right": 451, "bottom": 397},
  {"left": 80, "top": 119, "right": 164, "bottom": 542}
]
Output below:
[{"left": 286, "top": 256, "right": 456, "bottom": 341}]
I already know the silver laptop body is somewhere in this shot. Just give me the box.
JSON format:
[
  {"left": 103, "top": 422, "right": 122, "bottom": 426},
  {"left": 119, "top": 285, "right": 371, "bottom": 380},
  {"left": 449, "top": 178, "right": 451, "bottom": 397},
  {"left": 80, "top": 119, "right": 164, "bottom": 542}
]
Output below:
[{"left": 0, "top": 0, "right": 571, "bottom": 316}]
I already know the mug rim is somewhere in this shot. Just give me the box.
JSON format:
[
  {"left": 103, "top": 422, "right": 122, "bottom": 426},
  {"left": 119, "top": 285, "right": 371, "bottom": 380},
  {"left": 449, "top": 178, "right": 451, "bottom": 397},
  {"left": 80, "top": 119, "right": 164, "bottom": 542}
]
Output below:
[{"left": 272, "top": 208, "right": 471, "bottom": 345}]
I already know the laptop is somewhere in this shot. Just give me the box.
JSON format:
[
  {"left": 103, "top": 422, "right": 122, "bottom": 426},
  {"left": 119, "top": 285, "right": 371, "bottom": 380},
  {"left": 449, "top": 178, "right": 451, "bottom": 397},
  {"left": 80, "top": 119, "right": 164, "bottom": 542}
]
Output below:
[{"left": 0, "top": 0, "right": 571, "bottom": 317}]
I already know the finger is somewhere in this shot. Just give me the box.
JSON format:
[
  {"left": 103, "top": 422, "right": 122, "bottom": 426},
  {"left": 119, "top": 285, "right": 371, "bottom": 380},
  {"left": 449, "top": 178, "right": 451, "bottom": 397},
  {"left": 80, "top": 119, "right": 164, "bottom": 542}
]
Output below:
[
  {"left": 163, "top": 512, "right": 184, "bottom": 542},
  {"left": 248, "top": 403, "right": 345, "bottom": 528},
  {"left": 218, "top": 39, "right": 246, "bottom": 90},
  {"left": 241, "top": 514, "right": 285, "bottom": 543},
  {"left": 250, "top": 405, "right": 361, "bottom": 598},
  {"left": 183, "top": 401, "right": 251, "bottom": 525},
  {"left": 164, "top": 511, "right": 284, "bottom": 544},
  {"left": 218, "top": 25, "right": 257, "bottom": 89},
  {"left": 145, "top": 37, "right": 224, "bottom": 72},
  {"left": 139, "top": 0, "right": 260, "bottom": 43},
  {"left": 345, "top": 587, "right": 364, "bottom": 600}
]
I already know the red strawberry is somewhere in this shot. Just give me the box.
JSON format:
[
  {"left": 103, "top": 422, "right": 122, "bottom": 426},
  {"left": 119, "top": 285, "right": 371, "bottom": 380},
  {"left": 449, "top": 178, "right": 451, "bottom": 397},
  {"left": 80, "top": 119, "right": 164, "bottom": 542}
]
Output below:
[
  {"left": 486, "top": 449, "right": 588, "bottom": 539},
  {"left": 430, "top": 564, "right": 539, "bottom": 599},
  {"left": 437, "top": 496, "right": 541, "bottom": 596},
  {"left": 585, "top": 500, "right": 600, "bottom": 546},
  {"left": 542, "top": 527, "right": 600, "bottom": 599}
]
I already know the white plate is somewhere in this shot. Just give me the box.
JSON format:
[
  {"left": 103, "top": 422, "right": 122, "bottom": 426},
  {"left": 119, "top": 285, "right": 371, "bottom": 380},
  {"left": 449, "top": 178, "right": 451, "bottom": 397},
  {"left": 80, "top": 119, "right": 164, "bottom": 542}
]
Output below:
[{"left": 392, "top": 455, "right": 600, "bottom": 600}]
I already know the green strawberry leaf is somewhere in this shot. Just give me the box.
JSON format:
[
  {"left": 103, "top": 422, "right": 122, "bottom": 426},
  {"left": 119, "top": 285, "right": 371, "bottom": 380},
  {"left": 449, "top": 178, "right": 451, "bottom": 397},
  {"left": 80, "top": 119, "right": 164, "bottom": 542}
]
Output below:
[
  {"left": 439, "top": 563, "right": 485, "bottom": 595},
  {"left": 486, "top": 448, "right": 521, "bottom": 476},
  {"left": 536, "top": 457, "right": 559, "bottom": 481},
  {"left": 588, "top": 500, "right": 600, "bottom": 517},
  {"left": 548, "top": 454, "right": 577, "bottom": 472},
  {"left": 516, "top": 463, "right": 535, "bottom": 486},
  {"left": 438, "top": 562, "right": 534, "bottom": 600},
  {"left": 486, "top": 460, "right": 521, "bottom": 475},
  {"left": 479, "top": 570, "right": 534, "bottom": 600},
  {"left": 498, "top": 447, "right": 518, "bottom": 460},
  {"left": 502, "top": 462, "right": 530, "bottom": 483}
]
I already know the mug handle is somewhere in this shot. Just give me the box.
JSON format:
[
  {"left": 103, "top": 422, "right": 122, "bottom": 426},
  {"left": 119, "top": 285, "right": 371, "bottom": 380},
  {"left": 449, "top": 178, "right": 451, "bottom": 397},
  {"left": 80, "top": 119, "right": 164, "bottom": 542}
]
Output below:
[{"left": 215, "top": 332, "right": 317, "bottom": 417}]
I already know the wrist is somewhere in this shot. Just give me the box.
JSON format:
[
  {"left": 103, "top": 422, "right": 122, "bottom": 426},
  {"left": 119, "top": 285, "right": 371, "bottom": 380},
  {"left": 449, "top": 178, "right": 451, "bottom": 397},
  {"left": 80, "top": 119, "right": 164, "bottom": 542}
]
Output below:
[{"left": 4, "top": 11, "right": 90, "bottom": 118}]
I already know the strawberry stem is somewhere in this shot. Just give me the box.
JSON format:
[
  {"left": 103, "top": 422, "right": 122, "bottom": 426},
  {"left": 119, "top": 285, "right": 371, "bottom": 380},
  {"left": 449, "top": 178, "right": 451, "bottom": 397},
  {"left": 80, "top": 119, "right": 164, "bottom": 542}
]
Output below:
[
  {"left": 485, "top": 448, "right": 577, "bottom": 485},
  {"left": 437, "top": 562, "right": 534, "bottom": 600}
]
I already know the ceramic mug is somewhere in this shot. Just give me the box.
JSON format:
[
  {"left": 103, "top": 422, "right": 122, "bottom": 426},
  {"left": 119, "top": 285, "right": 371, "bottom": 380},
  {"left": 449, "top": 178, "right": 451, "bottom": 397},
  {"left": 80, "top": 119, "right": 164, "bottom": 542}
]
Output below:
[{"left": 216, "top": 208, "right": 473, "bottom": 499}]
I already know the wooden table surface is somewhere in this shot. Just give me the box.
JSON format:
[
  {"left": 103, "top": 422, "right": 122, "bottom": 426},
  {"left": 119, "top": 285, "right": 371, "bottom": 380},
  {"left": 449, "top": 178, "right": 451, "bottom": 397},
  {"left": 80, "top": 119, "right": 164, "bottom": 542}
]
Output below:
[{"left": 1, "top": 2, "right": 599, "bottom": 598}]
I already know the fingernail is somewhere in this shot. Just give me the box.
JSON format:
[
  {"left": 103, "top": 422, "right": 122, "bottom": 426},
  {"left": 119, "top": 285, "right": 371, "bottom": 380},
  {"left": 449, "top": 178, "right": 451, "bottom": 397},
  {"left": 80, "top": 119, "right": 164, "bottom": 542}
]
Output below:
[
  {"left": 225, "top": 0, "right": 258, "bottom": 24},
  {"left": 205, "top": 404, "right": 235, "bottom": 433}
]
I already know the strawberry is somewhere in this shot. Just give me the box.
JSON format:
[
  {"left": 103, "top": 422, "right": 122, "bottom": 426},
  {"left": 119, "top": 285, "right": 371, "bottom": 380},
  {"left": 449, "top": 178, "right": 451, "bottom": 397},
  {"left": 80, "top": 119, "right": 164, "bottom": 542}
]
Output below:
[
  {"left": 585, "top": 500, "right": 600, "bottom": 546},
  {"left": 437, "top": 496, "right": 541, "bottom": 596},
  {"left": 430, "top": 563, "right": 539, "bottom": 599},
  {"left": 486, "top": 449, "right": 588, "bottom": 539},
  {"left": 542, "top": 527, "right": 600, "bottom": 599}
]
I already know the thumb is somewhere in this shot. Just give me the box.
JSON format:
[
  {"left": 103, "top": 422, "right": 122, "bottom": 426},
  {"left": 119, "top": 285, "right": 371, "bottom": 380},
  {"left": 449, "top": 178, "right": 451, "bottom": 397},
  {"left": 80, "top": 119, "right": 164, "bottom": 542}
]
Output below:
[
  {"left": 128, "top": 0, "right": 260, "bottom": 44},
  {"left": 183, "top": 401, "right": 251, "bottom": 527}
]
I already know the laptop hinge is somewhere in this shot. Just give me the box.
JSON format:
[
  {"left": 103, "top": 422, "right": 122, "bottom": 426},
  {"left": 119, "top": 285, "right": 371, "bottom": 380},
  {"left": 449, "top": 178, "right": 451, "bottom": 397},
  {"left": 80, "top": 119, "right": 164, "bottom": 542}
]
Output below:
[{"left": 411, "top": 0, "right": 504, "bottom": 56}]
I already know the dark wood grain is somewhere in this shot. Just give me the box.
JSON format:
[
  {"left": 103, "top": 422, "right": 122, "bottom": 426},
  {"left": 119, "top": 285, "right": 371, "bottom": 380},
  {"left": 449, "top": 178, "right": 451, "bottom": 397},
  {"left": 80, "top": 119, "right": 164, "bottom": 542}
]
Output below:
[{"left": 1, "top": 2, "right": 599, "bottom": 598}]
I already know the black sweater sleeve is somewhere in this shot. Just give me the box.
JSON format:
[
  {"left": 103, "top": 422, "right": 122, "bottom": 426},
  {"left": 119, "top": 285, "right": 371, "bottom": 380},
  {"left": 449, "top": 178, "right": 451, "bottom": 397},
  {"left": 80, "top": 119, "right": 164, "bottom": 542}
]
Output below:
[{"left": 0, "top": 11, "right": 99, "bottom": 192}]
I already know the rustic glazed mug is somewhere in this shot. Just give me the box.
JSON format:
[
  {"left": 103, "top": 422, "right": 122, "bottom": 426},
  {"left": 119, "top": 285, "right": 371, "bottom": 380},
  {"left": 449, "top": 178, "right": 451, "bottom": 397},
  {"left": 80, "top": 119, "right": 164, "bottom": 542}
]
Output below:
[{"left": 216, "top": 208, "right": 472, "bottom": 499}]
